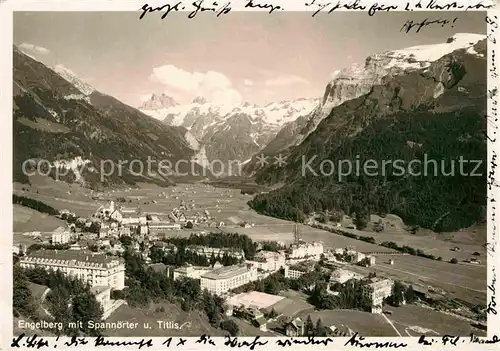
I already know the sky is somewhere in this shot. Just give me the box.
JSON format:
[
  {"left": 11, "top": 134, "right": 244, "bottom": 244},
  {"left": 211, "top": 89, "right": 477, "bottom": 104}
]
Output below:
[{"left": 14, "top": 11, "right": 486, "bottom": 107}]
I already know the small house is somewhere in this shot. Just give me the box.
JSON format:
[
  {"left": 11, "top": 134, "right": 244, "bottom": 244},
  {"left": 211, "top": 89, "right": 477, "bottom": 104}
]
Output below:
[{"left": 285, "top": 317, "right": 304, "bottom": 337}]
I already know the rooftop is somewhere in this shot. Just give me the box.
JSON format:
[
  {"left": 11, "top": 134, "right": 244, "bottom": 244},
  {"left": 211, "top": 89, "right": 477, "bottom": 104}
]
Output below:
[
  {"left": 24, "top": 249, "right": 124, "bottom": 267},
  {"left": 201, "top": 264, "right": 249, "bottom": 280}
]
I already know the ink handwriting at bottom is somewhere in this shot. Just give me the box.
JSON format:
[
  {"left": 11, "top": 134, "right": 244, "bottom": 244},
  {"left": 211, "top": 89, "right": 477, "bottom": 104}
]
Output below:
[
  {"left": 344, "top": 333, "right": 407, "bottom": 348},
  {"left": 441, "top": 335, "right": 461, "bottom": 346},
  {"left": 418, "top": 335, "right": 438, "bottom": 346},
  {"left": 224, "top": 336, "right": 268, "bottom": 350},
  {"left": 470, "top": 334, "right": 500, "bottom": 344},
  {"left": 11, "top": 334, "right": 50, "bottom": 349},
  {"left": 196, "top": 334, "right": 217, "bottom": 346},
  {"left": 94, "top": 336, "right": 153, "bottom": 349},
  {"left": 275, "top": 336, "right": 334, "bottom": 347}
]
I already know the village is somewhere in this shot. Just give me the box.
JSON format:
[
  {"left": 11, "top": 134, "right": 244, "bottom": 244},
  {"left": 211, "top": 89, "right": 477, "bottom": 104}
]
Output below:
[{"left": 13, "top": 182, "right": 488, "bottom": 337}]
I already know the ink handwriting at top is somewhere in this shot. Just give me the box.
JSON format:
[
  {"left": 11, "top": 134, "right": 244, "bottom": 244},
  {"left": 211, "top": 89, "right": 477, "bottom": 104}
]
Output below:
[
  {"left": 224, "top": 336, "right": 268, "bottom": 350},
  {"left": 138, "top": 2, "right": 183, "bottom": 19},
  {"left": 189, "top": 1, "right": 232, "bottom": 19},
  {"left": 400, "top": 18, "right": 456, "bottom": 34},
  {"left": 245, "top": 0, "right": 283, "bottom": 14},
  {"left": 11, "top": 334, "right": 50, "bottom": 349},
  {"left": 305, "top": 0, "right": 396, "bottom": 17}
]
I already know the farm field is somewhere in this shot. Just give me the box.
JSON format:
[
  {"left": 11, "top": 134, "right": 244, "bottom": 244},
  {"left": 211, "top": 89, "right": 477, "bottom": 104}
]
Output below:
[
  {"left": 230, "top": 317, "right": 277, "bottom": 336},
  {"left": 387, "top": 305, "right": 486, "bottom": 337},
  {"left": 300, "top": 306, "right": 486, "bottom": 337},
  {"left": 13, "top": 204, "right": 67, "bottom": 233},
  {"left": 13, "top": 178, "right": 487, "bottom": 307},
  {"left": 268, "top": 290, "right": 315, "bottom": 318},
  {"left": 335, "top": 214, "right": 487, "bottom": 263},
  {"left": 347, "top": 254, "right": 486, "bottom": 305},
  {"left": 299, "top": 309, "right": 398, "bottom": 336}
]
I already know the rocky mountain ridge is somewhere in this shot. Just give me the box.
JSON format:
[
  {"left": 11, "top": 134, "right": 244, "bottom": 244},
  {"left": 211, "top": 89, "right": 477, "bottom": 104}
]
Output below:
[
  {"left": 244, "top": 33, "right": 487, "bottom": 175},
  {"left": 248, "top": 33, "right": 487, "bottom": 232}
]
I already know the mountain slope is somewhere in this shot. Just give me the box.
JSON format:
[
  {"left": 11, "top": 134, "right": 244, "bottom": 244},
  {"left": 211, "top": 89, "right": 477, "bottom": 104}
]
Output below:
[
  {"left": 140, "top": 96, "right": 318, "bottom": 163},
  {"left": 248, "top": 35, "right": 487, "bottom": 232},
  {"left": 244, "top": 33, "right": 487, "bottom": 176},
  {"left": 13, "top": 47, "right": 201, "bottom": 189}
]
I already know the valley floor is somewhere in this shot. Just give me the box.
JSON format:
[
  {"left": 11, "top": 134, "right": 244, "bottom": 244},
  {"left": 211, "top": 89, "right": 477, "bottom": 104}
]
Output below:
[{"left": 12, "top": 177, "right": 488, "bottom": 336}]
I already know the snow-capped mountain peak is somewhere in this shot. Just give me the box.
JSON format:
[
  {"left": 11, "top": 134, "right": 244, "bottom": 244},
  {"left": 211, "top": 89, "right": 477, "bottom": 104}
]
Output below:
[
  {"left": 53, "top": 64, "right": 95, "bottom": 95},
  {"left": 139, "top": 97, "right": 319, "bottom": 130},
  {"left": 192, "top": 96, "right": 208, "bottom": 104},
  {"left": 264, "top": 33, "right": 487, "bottom": 152},
  {"left": 139, "top": 93, "right": 178, "bottom": 110}
]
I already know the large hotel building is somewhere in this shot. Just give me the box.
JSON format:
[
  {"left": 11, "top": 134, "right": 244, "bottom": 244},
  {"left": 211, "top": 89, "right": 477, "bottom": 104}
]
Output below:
[
  {"left": 200, "top": 264, "right": 257, "bottom": 295},
  {"left": 19, "top": 249, "right": 126, "bottom": 290}
]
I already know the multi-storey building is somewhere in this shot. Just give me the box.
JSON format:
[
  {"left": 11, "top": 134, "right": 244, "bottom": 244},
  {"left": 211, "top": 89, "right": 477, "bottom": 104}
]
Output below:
[
  {"left": 51, "top": 226, "right": 71, "bottom": 245},
  {"left": 246, "top": 251, "right": 286, "bottom": 272},
  {"left": 148, "top": 222, "right": 181, "bottom": 233},
  {"left": 362, "top": 278, "right": 394, "bottom": 313},
  {"left": 200, "top": 264, "right": 256, "bottom": 295},
  {"left": 288, "top": 242, "right": 324, "bottom": 260},
  {"left": 186, "top": 246, "right": 245, "bottom": 260},
  {"left": 330, "top": 268, "right": 363, "bottom": 284},
  {"left": 19, "top": 249, "right": 125, "bottom": 290},
  {"left": 284, "top": 261, "right": 316, "bottom": 279},
  {"left": 173, "top": 265, "right": 212, "bottom": 280}
]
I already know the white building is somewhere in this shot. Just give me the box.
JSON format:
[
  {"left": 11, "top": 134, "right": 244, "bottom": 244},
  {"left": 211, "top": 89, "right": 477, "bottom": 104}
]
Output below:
[
  {"left": 289, "top": 242, "right": 324, "bottom": 260},
  {"left": 20, "top": 249, "right": 126, "bottom": 290},
  {"left": 148, "top": 222, "right": 181, "bottom": 233},
  {"left": 173, "top": 265, "right": 212, "bottom": 280},
  {"left": 51, "top": 226, "right": 71, "bottom": 245},
  {"left": 284, "top": 261, "right": 315, "bottom": 279},
  {"left": 200, "top": 264, "right": 257, "bottom": 295},
  {"left": 330, "top": 269, "right": 363, "bottom": 284},
  {"left": 246, "top": 251, "right": 285, "bottom": 272},
  {"left": 186, "top": 246, "right": 245, "bottom": 260},
  {"left": 362, "top": 278, "right": 394, "bottom": 314}
]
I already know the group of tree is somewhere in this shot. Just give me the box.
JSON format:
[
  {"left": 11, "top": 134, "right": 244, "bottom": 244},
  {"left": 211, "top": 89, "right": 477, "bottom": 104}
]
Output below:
[
  {"left": 149, "top": 246, "right": 242, "bottom": 267},
  {"left": 13, "top": 194, "right": 58, "bottom": 215},
  {"left": 249, "top": 107, "right": 486, "bottom": 233},
  {"left": 304, "top": 315, "right": 328, "bottom": 336},
  {"left": 386, "top": 280, "right": 417, "bottom": 307},
  {"left": 62, "top": 213, "right": 101, "bottom": 234},
  {"left": 122, "top": 251, "right": 239, "bottom": 335},
  {"left": 27, "top": 243, "right": 71, "bottom": 254},
  {"left": 14, "top": 266, "right": 103, "bottom": 336},
  {"left": 165, "top": 232, "right": 257, "bottom": 260},
  {"left": 380, "top": 241, "right": 438, "bottom": 260}
]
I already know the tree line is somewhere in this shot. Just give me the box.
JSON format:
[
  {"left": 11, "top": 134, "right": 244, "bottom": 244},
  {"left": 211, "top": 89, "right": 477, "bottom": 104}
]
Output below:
[
  {"left": 120, "top": 251, "right": 239, "bottom": 336},
  {"left": 13, "top": 266, "right": 103, "bottom": 337}
]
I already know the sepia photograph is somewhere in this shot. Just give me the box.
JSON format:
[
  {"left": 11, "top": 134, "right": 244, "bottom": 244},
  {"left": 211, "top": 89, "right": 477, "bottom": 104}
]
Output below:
[{"left": 11, "top": 8, "right": 491, "bottom": 340}]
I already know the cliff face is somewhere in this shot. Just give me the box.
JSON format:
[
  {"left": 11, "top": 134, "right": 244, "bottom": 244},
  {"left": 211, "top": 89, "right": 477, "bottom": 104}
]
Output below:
[
  {"left": 248, "top": 38, "right": 487, "bottom": 232},
  {"left": 244, "top": 33, "right": 486, "bottom": 177}
]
